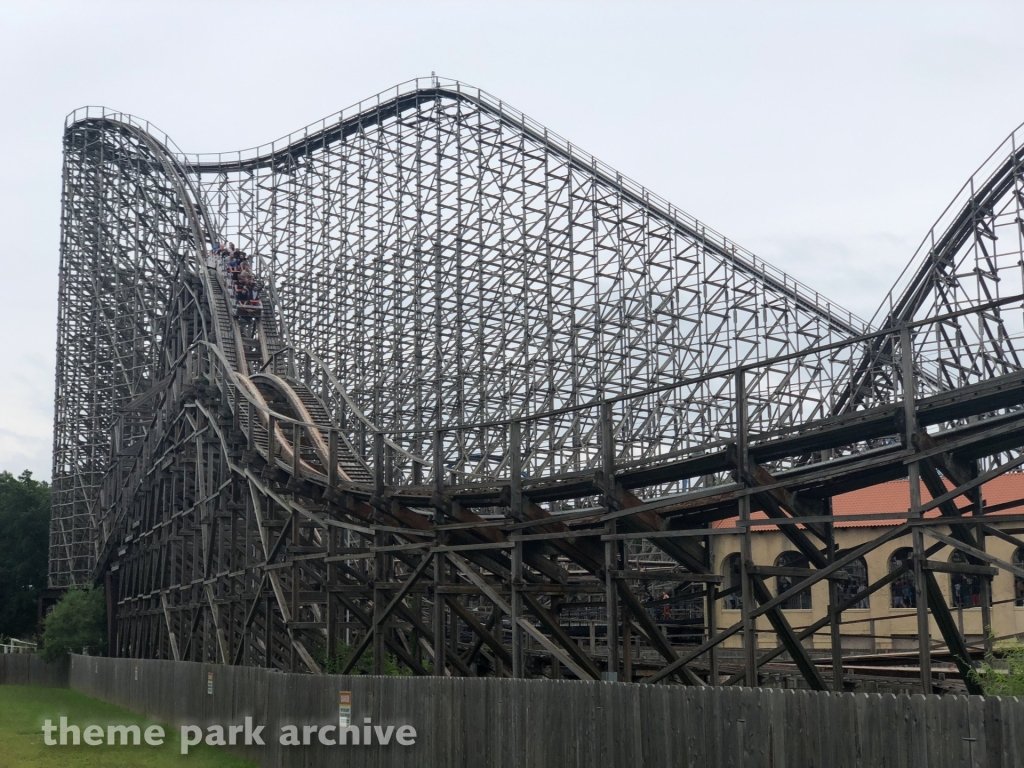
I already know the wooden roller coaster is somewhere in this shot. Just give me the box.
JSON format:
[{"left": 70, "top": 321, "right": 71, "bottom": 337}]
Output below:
[{"left": 49, "top": 78, "right": 1024, "bottom": 693}]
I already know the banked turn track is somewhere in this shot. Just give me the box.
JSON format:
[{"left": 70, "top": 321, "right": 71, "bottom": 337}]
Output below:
[{"left": 49, "top": 77, "right": 1024, "bottom": 691}]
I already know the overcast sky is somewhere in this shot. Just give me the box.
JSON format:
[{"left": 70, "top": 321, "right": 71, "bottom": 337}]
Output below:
[{"left": 1, "top": 0, "right": 1022, "bottom": 481}]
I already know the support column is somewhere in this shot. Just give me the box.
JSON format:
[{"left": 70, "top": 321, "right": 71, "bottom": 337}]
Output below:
[
  {"left": 290, "top": 507, "right": 299, "bottom": 674},
  {"left": 736, "top": 369, "right": 756, "bottom": 686},
  {"left": 509, "top": 420, "right": 525, "bottom": 678},
  {"left": 433, "top": 552, "right": 446, "bottom": 675},
  {"left": 706, "top": 533, "right": 718, "bottom": 686},
  {"left": 326, "top": 526, "right": 337, "bottom": 671},
  {"left": 432, "top": 430, "right": 446, "bottom": 676},
  {"left": 105, "top": 571, "right": 118, "bottom": 657},
  {"left": 601, "top": 402, "right": 619, "bottom": 681},
  {"left": 827, "top": 517, "right": 843, "bottom": 692},
  {"left": 327, "top": 429, "right": 338, "bottom": 488},
  {"left": 604, "top": 527, "right": 619, "bottom": 681},
  {"left": 550, "top": 596, "right": 562, "bottom": 680},
  {"left": 264, "top": 595, "right": 273, "bottom": 668},
  {"left": 623, "top": 615, "right": 632, "bottom": 682},
  {"left": 707, "top": 584, "right": 719, "bottom": 686},
  {"left": 901, "top": 325, "right": 932, "bottom": 693},
  {"left": 372, "top": 431, "right": 385, "bottom": 676},
  {"left": 511, "top": 537, "right": 525, "bottom": 678},
  {"left": 974, "top": 464, "right": 993, "bottom": 657}
]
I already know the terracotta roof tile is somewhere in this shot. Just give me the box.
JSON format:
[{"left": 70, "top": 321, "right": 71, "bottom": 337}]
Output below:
[{"left": 711, "top": 472, "right": 1024, "bottom": 530}]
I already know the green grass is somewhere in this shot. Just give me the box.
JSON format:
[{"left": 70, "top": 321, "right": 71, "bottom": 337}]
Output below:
[{"left": 0, "top": 686, "right": 256, "bottom": 767}]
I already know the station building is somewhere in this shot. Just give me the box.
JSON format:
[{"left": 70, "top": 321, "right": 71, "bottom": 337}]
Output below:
[{"left": 710, "top": 473, "right": 1024, "bottom": 652}]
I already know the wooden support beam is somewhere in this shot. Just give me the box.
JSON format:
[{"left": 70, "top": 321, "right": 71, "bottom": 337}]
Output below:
[
  {"left": 735, "top": 369, "right": 757, "bottom": 687},
  {"left": 923, "top": 528, "right": 1024, "bottom": 579},
  {"left": 204, "top": 583, "right": 230, "bottom": 664},
  {"left": 921, "top": 559, "right": 998, "bottom": 577},
  {"left": 749, "top": 576, "right": 827, "bottom": 691},
  {"left": 923, "top": 571, "right": 984, "bottom": 695},
  {"left": 264, "top": 516, "right": 294, "bottom": 565},
  {"left": 746, "top": 460, "right": 830, "bottom": 543},
  {"left": 918, "top": 458, "right": 979, "bottom": 550},
  {"left": 748, "top": 565, "right": 845, "bottom": 579},
  {"left": 647, "top": 621, "right": 744, "bottom": 684},
  {"left": 178, "top": 604, "right": 205, "bottom": 661},
  {"left": 522, "top": 592, "right": 602, "bottom": 680},
  {"left": 339, "top": 554, "right": 430, "bottom": 674},
  {"left": 980, "top": 523, "right": 1024, "bottom": 552},
  {"left": 160, "top": 593, "right": 180, "bottom": 662},
  {"left": 336, "top": 596, "right": 432, "bottom": 676},
  {"left": 446, "top": 597, "right": 512, "bottom": 667},
  {"left": 614, "top": 578, "right": 704, "bottom": 687},
  {"left": 448, "top": 553, "right": 596, "bottom": 681},
  {"left": 232, "top": 574, "right": 268, "bottom": 666},
  {"left": 827, "top": 519, "right": 843, "bottom": 692}
]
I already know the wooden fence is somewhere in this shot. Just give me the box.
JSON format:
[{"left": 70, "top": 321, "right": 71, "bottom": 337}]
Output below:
[
  {"left": 2, "top": 654, "right": 1023, "bottom": 766},
  {"left": 0, "top": 653, "right": 68, "bottom": 687}
]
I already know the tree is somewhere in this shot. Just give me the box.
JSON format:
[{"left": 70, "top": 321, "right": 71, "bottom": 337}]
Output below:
[
  {"left": 0, "top": 470, "right": 50, "bottom": 639},
  {"left": 39, "top": 586, "right": 106, "bottom": 661}
]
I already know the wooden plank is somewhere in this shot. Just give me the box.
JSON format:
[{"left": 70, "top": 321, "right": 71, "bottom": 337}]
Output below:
[
  {"left": 854, "top": 692, "right": 871, "bottom": 768},
  {"left": 921, "top": 559, "right": 998, "bottom": 577},
  {"left": 945, "top": 694, "right": 970, "bottom": 768},
  {"left": 745, "top": 686, "right": 767, "bottom": 767},
  {"left": 689, "top": 687, "right": 707, "bottom": 768},
  {"left": 1012, "top": 694, "right": 1024, "bottom": 768},
  {"left": 917, "top": 696, "right": 933, "bottom": 768},
  {"left": 882, "top": 693, "right": 900, "bottom": 768},
  {"left": 984, "top": 696, "right": 1004, "bottom": 768},
  {"left": 925, "top": 690, "right": 944, "bottom": 768},
  {"left": 770, "top": 689, "right": 786, "bottom": 768}
]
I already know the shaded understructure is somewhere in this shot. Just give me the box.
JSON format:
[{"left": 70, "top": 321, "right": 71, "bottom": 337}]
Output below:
[{"left": 49, "top": 77, "right": 1024, "bottom": 692}]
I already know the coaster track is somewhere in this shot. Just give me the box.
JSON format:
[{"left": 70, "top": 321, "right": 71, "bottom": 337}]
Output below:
[{"left": 48, "top": 77, "right": 1024, "bottom": 689}]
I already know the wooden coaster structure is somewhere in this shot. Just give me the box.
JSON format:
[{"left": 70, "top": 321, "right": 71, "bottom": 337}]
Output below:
[{"left": 49, "top": 79, "right": 1024, "bottom": 692}]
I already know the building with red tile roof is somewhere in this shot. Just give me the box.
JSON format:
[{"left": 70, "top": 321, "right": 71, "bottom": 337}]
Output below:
[{"left": 708, "top": 473, "right": 1024, "bottom": 653}]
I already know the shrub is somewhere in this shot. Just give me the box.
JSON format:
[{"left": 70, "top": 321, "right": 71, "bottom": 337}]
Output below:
[
  {"left": 40, "top": 586, "right": 106, "bottom": 661},
  {"left": 320, "top": 641, "right": 415, "bottom": 676},
  {"left": 968, "top": 641, "right": 1024, "bottom": 696}
]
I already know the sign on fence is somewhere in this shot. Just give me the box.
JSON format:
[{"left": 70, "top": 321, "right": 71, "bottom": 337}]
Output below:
[{"left": 338, "top": 691, "right": 351, "bottom": 728}]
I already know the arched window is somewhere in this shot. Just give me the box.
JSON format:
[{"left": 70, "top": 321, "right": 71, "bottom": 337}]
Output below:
[
  {"left": 775, "top": 551, "right": 811, "bottom": 609},
  {"left": 889, "top": 547, "right": 916, "bottom": 608},
  {"left": 722, "top": 553, "right": 742, "bottom": 609},
  {"left": 950, "top": 551, "right": 983, "bottom": 608},
  {"left": 1015, "top": 549, "right": 1024, "bottom": 607},
  {"left": 837, "top": 556, "right": 869, "bottom": 609}
]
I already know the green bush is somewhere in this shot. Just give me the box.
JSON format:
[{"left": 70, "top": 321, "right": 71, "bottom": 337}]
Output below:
[
  {"left": 320, "top": 641, "right": 416, "bottom": 676},
  {"left": 39, "top": 586, "right": 106, "bottom": 661},
  {"left": 968, "top": 641, "right": 1024, "bottom": 696}
]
